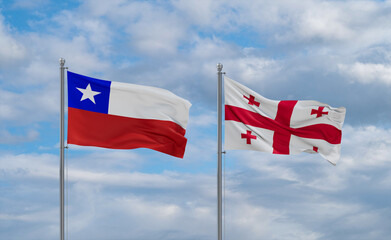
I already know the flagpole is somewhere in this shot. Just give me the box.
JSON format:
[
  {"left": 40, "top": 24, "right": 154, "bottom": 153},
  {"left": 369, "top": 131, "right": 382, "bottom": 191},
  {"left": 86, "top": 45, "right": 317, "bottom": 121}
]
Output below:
[
  {"left": 217, "top": 63, "right": 223, "bottom": 240},
  {"left": 59, "top": 58, "right": 66, "bottom": 240}
]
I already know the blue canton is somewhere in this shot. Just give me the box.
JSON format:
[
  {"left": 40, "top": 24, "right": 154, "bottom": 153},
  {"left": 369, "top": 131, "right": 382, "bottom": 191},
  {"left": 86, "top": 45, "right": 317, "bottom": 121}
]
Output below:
[{"left": 68, "top": 71, "right": 111, "bottom": 114}]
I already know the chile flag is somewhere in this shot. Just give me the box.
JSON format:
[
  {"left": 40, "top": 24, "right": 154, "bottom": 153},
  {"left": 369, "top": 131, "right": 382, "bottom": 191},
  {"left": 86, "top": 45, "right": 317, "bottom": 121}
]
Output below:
[{"left": 67, "top": 71, "right": 191, "bottom": 158}]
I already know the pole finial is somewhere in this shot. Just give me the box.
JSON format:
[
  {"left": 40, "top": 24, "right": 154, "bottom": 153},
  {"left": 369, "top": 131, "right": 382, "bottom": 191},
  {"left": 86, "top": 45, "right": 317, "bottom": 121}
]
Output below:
[
  {"left": 217, "top": 63, "right": 223, "bottom": 72},
  {"left": 59, "top": 58, "right": 66, "bottom": 66}
]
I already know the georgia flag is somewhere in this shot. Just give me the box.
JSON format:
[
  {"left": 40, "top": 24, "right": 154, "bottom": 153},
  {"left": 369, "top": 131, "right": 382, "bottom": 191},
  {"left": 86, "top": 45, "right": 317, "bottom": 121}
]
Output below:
[{"left": 224, "top": 77, "right": 346, "bottom": 164}]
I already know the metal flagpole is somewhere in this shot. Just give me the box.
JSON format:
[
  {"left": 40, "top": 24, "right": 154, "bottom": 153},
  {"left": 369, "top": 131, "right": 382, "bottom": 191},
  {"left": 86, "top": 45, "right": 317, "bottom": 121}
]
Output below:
[
  {"left": 217, "top": 63, "right": 223, "bottom": 240},
  {"left": 59, "top": 58, "right": 66, "bottom": 240}
]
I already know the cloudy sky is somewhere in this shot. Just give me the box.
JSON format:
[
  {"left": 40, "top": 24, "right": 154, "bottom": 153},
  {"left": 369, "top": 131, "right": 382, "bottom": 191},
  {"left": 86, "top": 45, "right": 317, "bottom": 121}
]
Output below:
[{"left": 1, "top": 0, "right": 391, "bottom": 239}]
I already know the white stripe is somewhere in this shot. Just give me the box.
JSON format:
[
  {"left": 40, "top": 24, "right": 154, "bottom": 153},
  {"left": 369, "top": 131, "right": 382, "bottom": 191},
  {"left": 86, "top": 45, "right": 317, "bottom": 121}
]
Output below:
[
  {"left": 224, "top": 76, "right": 279, "bottom": 119},
  {"left": 291, "top": 101, "right": 346, "bottom": 129},
  {"left": 225, "top": 76, "right": 346, "bottom": 129},
  {"left": 108, "top": 81, "right": 191, "bottom": 129},
  {"left": 290, "top": 135, "right": 341, "bottom": 165},
  {"left": 225, "top": 121, "right": 274, "bottom": 153}
]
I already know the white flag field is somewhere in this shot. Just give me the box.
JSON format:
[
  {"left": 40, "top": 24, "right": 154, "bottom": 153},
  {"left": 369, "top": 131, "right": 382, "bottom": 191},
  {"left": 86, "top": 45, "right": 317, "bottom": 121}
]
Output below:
[{"left": 224, "top": 77, "right": 346, "bottom": 164}]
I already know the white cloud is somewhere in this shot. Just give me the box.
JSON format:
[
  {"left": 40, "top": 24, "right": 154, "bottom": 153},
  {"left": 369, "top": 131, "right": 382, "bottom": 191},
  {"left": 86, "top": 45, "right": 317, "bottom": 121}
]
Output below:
[
  {"left": 222, "top": 190, "right": 325, "bottom": 240},
  {"left": 293, "top": 2, "right": 353, "bottom": 42},
  {"left": 2, "top": 121, "right": 391, "bottom": 240},
  {"left": 0, "top": 153, "right": 58, "bottom": 179},
  {"left": 223, "top": 55, "right": 282, "bottom": 85},
  {"left": 0, "top": 129, "right": 39, "bottom": 144},
  {"left": 69, "top": 170, "right": 187, "bottom": 188},
  {"left": 0, "top": 209, "right": 56, "bottom": 223},
  {"left": 73, "top": 0, "right": 189, "bottom": 56},
  {"left": 172, "top": 0, "right": 240, "bottom": 30},
  {"left": 339, "top": 62, "right": 391, "bottom": 85},
  {"left": 10, "top": 0, "right": 50, "bottom": 9},
  {"left": 189, "top": 111, "right": 216, "bottom": 127},
  {"left": 341, "top": 125, "right": 391, "bottom": 167},
  {"left": 24, "top": 34, "right": 110, "bottom": 80},
  {"left": 51, "top": 10, "right": 113, "bottom": 56},
  {"left": 128, "top": 19, "right": 186, "bottom": 56},
  {"left": 179, "top": 0, "right": 390, "bottom": 50},
  {"left": 125, "top": 6, "right": 187, "bottom": 56},
  {"left": 173, "top": 0, "right": 216, "bottom": 26},
  {"left": 0, "top": 88, "right": 57, "bottom": 124},
  {"left": 0, "top": 15, "right": 25, "bottom": 64}
]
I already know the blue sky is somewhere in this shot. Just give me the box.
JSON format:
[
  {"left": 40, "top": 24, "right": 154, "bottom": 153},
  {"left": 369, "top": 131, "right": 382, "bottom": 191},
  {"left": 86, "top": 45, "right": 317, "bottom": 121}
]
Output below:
[{"left": 1, "top": 0, "right": 391, "bottom": 239}]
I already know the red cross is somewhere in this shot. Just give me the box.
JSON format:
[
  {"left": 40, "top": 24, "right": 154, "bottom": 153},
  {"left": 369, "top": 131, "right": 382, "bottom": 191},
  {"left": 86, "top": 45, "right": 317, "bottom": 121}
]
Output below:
[
  {"left": 311, "top": 106, "right": 328, "bottom": 118},
  {"left": 225, "top": 102, "right": 342, "bottom": 155},
  {"left": 243, "top": 94, "right": 260, "bottom": 107},
  {"left": 241, "top": 130, "right": 257, "bottom": 144}
]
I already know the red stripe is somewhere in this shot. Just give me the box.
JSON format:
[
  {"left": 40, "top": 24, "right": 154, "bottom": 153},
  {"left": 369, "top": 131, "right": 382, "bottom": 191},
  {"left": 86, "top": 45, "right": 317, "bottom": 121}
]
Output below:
[
  {"left": 225, "top": 105, "right": 278, "bottom": 131},
  {"left": 274, "top": 101, "right": 297, "bottom": 125},
  {"left": 273, "top": 101, "right": 297, "bottom": 154},
  {"left": 290, "top": 124, "right": 342, "bottom": 144},
  {"left": 225, "top": 105, "right": 342, "bottom": 145},
  {"left": 67, "top": 107, "right": 188, "bottom": 158}
]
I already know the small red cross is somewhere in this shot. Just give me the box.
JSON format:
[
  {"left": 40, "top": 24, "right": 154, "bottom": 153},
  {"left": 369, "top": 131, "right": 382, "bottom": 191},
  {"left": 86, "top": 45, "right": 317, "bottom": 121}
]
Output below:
[
  {"left": 243, "top": 94, "right": 260, "bottom": 107},
  {"left": 241, "top": 130, "right": 257, "bottom": 144},
  {"left": 311, "top": 106, "right": 328, "bottom": 118},
  {"left": 313, "top": 146, "right": 318, "bottom": 152}
]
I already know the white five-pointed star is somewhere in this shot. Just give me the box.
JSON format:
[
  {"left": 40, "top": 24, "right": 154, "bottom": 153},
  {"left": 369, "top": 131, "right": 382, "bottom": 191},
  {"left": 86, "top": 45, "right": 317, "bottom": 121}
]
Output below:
[{"left": 76, "top": 84, "right": 101, "bottom": 104}]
